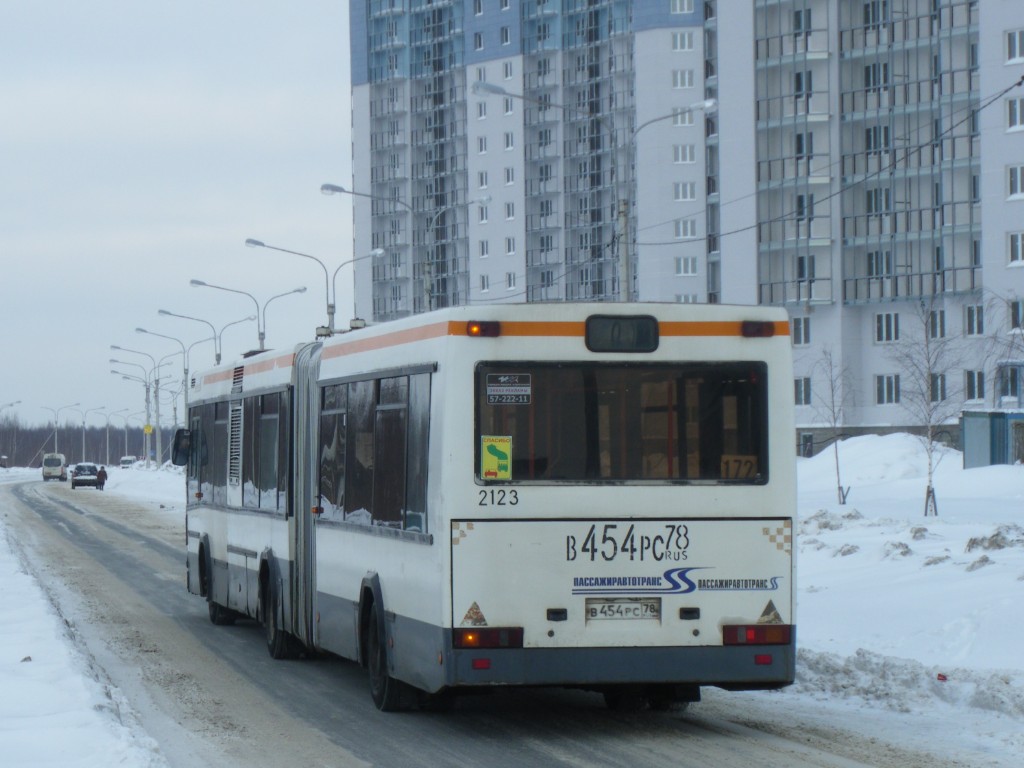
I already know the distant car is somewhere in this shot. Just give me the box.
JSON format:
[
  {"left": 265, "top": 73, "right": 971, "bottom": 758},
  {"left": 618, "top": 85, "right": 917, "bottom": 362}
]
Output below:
[
  {"left": 119, "top": 456, "right": 135, "bottom": 469},
  {"left": 42, "top": 453, "right": 67, "bottom": 481},
  {"left": 71, "top": 463, "right": 100, "bottom": 489}
]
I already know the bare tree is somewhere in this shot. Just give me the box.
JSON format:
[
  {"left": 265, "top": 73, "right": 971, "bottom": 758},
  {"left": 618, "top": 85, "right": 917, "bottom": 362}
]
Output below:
[
  {"left": 887, "top": 297, "right": 967, "bottom": 516},
  {"left": 813, "top": 346, "right": 851, "bottom": 504}
]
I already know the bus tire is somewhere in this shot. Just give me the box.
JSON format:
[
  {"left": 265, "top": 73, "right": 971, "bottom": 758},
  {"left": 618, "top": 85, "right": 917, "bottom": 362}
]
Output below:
[
  {"left": 207, "top": 599, "right": 235, "bottom": 626},
  {"left": 366, "top": 601, "right": 411, "bottom": 711},
  {"left": 261, "top": 580, "right": 292, "bottom": 660},
  {"left": 603, "top": 686, "right": 646, "bottom": 712}
]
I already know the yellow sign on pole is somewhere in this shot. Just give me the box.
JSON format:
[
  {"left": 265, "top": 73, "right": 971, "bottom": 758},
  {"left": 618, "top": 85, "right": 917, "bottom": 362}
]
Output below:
[
  {"left": 144, "top": 423, "right": 153, "bottom": 435},
  {"left": 480, "top": 436, "right": 512, "bottom": 480}
]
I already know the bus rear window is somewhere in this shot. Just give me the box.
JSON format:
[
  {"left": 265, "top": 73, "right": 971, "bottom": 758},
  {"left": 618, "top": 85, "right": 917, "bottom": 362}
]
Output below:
[{"left": 475, "top": 362, "right": 768, "bottom": 484}]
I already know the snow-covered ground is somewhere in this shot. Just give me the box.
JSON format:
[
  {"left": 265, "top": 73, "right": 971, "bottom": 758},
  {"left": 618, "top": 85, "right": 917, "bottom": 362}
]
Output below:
[{"left": 1, "top": 435, "right": 1022, "bottom": 766}]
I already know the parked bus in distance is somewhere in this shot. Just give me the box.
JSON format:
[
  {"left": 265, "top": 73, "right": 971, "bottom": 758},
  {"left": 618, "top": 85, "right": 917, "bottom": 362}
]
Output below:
[{"left": 171, "top": 303, "right": 796, "bottom": 711}]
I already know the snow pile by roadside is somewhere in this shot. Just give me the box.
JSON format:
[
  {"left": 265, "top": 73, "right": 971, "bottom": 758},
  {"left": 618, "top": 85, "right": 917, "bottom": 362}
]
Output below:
[{"left": 794, "top": 433, "right": 1024, "bottom": 728}]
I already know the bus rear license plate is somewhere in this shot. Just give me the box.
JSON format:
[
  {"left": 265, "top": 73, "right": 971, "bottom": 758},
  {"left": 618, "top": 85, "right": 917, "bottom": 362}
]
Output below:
[{"left": 586, "top": 597, "right": 661, "bottom": 622}]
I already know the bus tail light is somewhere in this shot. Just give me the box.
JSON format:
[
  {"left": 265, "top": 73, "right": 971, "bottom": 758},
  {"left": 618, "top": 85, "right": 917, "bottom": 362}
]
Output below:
[
  {"left": 453, "top": 627, "right": 523, "bottom": 649},
  {"left": 467, "top": 321, "right": 501, "bottom": 337},
  {"left": 722, "top": 624, "right": 793, "bottom": 646}
]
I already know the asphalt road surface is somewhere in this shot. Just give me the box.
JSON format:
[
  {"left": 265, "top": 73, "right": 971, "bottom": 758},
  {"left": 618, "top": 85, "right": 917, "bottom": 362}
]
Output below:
[{"left": 4, "top": 479, "right": 955, "bottom": 768}]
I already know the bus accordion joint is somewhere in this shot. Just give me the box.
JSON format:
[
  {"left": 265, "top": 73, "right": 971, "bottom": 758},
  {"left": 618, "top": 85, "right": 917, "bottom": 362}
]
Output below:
[
  {"left": 467, "top": 321, "right": 500, "bottom": 338},
  {"left": 741, "top": 320, "right": 777, "bottom": 338},
  {"left": 722, "top": 624, "right": 793, "bottom": 646},
  {"left": 452, "top": 627, "right": 524, "bottom": 649}
]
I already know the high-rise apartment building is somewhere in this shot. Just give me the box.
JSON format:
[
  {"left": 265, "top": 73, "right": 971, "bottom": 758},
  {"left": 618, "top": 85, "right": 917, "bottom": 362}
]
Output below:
[{"left": 348, "top": 0, "right": 1024, "bottom": 446}]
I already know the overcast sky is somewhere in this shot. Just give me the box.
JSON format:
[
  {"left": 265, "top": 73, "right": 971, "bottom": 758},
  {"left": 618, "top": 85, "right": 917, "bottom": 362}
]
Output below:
[{"left": 0, "top": 1, "right": 353, "bottom": 431}]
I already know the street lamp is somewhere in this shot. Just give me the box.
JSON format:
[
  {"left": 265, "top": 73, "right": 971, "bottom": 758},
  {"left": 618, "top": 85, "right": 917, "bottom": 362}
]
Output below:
[
  {"left": 41, "top": 402, "right": 79, "bottom": 455},
  {"left": 190, "top": 279, "right": 305, "bottom": 351},
  {"left": 136, "top": 327, "right": 190, "bottom": 409},
  {"left": 471, "top": 81, "right": 715, "bottom": 301},
  {"left": 321, "top": 183, "right": 491, "bottom": 312},
  {"left": 104, "top": 408, "right": 128, "bottom": 466},
  {"left": 111, "top": 344, "right": 164, "bottom": 467},
  {"left": 246, "top": 239, "right": 336, "bottom": 336},
  {"left": 158, "top": 309, "right": 220, "bottom": 364}
]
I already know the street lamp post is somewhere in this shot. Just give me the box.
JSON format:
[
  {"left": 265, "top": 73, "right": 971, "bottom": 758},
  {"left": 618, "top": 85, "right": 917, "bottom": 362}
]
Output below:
[
  {"left": 190, "top": 279, "right": 306, "bottom": 351},
  {"left": 321, "top": 183, "right": 491, "bottom": 312},
  {"left": 104, "top": 408, "right": 128, "bottom": 466},
  {"left": 111, "top": 345, "right": 163, "bottom": 468},
  {"left": 83, "top": 406, "right": 105, "bottom": 462},
  {"left": 471, "top": 81, "right": 715, "bottom": 301},
  {"left": 136, "top": 327, "right": 190, "bottom": 410},
  {"left": 158, "top": 309, "right": 221, "bottom": 364},
  {"left": 41, "top": 402, "right": 79, "bottom": 455},
  {"left": 245, "top": 239, "right": 334, "bottom": 336}
]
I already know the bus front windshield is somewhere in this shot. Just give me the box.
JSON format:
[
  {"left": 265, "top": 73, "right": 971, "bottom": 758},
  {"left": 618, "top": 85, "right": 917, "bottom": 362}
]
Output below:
[{"left": 475, "top": 362, "right": 768, "bottom": 484}]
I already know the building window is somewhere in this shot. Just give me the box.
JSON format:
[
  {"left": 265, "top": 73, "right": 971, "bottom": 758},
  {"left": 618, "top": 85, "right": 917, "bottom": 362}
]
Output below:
[
  {"left": 675, "top": 255, "right": 698, "bottom": 275},
  {"left": 670, "top": 0, "right": 694, "bottom": 13},
  {"left": 676, "top": 293, "right": 699, "bottom": 303},
  {"left": 795, "top": 131, "right": 813, "bottom": 159},
  {"left": 1011, "top": 233, "right": 1024, "bottom": 264},
  {"left": 673, "top": 144, "right": 696, "bottom": 163},
  {"left": 794, "top": 70, "right": 812, "bottom": 102},
  {"left": 795, "top": 377, "right": 812, "bottom": 406},
  {"left": 864, "top": 1, "right": 888, "bottom": 30},
  {"left": 792, "top": 316, "right": 811, "bottom": 346},
  {"left": 1009, "top": 166, "right": 1024, "bottom": 197},
  {"left": 480, "top": 275, "right": 489, "bottom": 292},
  {"left": 866, "top": 187, "right": 891, "bottom": 215},
  {"left": 966, "top": 305, "right": 984, "bottom": 336},
  {"left": 501, "top": 26, "right": 511, "bottom": 45},
  {"left": 477, "top": 101, "right": 487, "bottom": 120},
  {"left": 504, "top": 61, "right": 514, "bottom": 79},
  {"left": 867, "top": 249, "right": 893, "bottom": 276},
  {"left": 1010, "top": 300, "right": 1024, "bottom": 330},
  {"left": 1000, "top": 366, "right": 1021, "bottom": 399},
  {"left": 930, "top": 373, "right": 947, "bottom": 403},
  {"left": 477, "top": 136, "right": 487, "bottom": 154},
  {"left": 674, "top": 219, "right": 697, "bottom": 239},
  {"left": 479, "top": 240, "right": 489, "bottom": 258},
  {"left": 1008, "top": 29, "right": 1024, "bottom": 62},
  {"left": 793, "top": 8, "right": 812, "bottom": 40},
  {"left": 505, "top": 237, "right": 515, "bottom": 255},
  {"left": 672, "top": 69, "right": 695, "bottom": 89},
  {"left": 876, "top": 374, "right": 900, "bottom": 405},
  {"left": 929, "top": 309, "right": 946, "bottom": 339},
  {"left": 875, "top": 312, "right": 899, "bottom": 342},
  {"left": 504, "top": 167, "right": 515, "bottom": 185},
  {"left": 965, "top": 370, "right": 985, "bottom": 401},
  {"left": 672, "top": 108, "right": 695, "bottom": 126},
  {"left": 478, "top": 171, "right": 488, "bottom": 189},
  {"left": 505, "top": 202, "right": 515, "bottom": 220},
  {"left": 674, "top": 181, "right": 697, "bottom": 201},
  {"left": 540, "top": 270, "right": 554, "bottom": 288},
  {"left": 474, "top": 32, "right": 483, "bottom": 51},
  {"left": 506, "top": 272, "right": 517, "bottom": 290},
  {"left": 479, "top": 205, "right": 489, "bottom": 223},
  {"left": 865, "top": 124, "right": 890, "bottom": 154},
  {"left": 864, "top": 62, "right": 889, "bottom": 92},
  {"left": 795, "top": 193, "right": 814, "bottom": 225},
  {"left": 1009, "top": 98, "right": 1024, "bottom": 131},
  {"left": 672, "top": 31, "right": 694, "bottom": 51}
]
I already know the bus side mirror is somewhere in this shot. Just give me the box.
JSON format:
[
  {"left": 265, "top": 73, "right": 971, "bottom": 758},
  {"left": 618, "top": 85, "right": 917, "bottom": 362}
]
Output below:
[{"left": 171, "top": 428, "right": 191, "bottom": 467}]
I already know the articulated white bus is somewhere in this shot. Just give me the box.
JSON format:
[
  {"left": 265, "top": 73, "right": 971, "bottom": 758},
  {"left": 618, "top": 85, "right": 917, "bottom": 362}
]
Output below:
[{"left": 171, "top": 303, "right": 796, "bottom": 711}]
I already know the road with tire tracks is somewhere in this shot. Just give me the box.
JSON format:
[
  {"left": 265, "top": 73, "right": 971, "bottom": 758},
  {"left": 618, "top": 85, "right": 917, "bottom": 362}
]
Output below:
[{"left": 3, "top": 478, "right": 949, "bottom": 768}]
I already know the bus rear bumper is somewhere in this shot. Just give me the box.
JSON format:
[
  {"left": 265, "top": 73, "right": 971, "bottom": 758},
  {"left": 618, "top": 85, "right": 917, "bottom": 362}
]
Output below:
[{"left": 443, "top": 642, "right": 796, "bottom": 691}]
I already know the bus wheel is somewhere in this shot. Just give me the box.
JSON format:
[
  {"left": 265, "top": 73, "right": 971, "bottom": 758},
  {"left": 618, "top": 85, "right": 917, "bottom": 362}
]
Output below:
[
  {"left": 207, "top": 599, "right": 235, "bottom": 626},
  {"left": 603, "top": 686, "right": 646, "bottom": 712},
  {"left": 366, "top": 601, "right": 410, "bottom": 711},
  {"left": 261, "top": 582, "right": 292, "bottom": 660}
]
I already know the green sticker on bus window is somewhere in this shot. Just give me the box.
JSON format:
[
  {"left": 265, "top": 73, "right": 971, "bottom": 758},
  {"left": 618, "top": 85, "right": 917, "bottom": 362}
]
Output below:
[{"left": 481, "top": 436, "right": 512, "bottom": 480}]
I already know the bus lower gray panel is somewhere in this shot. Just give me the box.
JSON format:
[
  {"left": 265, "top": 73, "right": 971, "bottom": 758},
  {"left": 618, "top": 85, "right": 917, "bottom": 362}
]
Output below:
[
  {"left": 315, "top": 591, "right": 359, "bottom": 661},
  {"left": 444, "top": 642, "right": 796, "bottom": 689}
]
